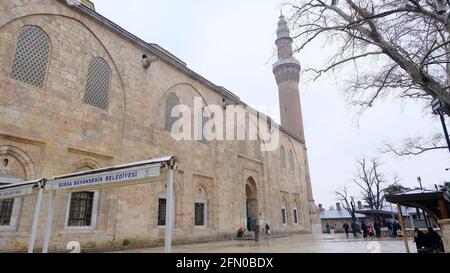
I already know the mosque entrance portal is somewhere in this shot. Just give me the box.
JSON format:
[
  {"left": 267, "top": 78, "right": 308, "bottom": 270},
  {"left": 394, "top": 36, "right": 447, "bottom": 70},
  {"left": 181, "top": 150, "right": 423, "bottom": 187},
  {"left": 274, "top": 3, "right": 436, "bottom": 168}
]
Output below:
[{"left": 245, "top": 177, "right": 258, "bottom": 231}]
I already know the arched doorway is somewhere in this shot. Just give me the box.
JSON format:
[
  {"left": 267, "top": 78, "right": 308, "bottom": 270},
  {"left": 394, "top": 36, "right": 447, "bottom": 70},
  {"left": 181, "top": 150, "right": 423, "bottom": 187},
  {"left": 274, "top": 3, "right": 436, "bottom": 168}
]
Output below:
[{"left": 245, "top": 177, "right": 258, "bottom": 231}]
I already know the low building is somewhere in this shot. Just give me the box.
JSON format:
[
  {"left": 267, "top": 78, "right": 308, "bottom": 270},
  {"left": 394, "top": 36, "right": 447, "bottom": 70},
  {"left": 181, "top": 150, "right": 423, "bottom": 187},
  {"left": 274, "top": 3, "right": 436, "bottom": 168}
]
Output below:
[{"left": 319, "top": 203, "right": 366, "bottom": 233}]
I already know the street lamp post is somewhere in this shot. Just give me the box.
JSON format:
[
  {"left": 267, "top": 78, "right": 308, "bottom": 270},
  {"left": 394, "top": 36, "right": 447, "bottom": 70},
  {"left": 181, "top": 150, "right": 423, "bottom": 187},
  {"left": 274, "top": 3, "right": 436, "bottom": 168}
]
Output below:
[
  {"left": 350, "top": 197, "right": 356, "bottom": 222},
  {"left": 432, "top": 97, "right": 450, "bottom": 154}
]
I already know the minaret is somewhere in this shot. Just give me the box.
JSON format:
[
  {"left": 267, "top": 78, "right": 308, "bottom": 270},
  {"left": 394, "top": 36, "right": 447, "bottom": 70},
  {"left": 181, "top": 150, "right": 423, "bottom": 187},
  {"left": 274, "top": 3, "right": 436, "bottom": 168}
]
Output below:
[{"left": 273, "top": 14, "right": 304, "bottom": 140}]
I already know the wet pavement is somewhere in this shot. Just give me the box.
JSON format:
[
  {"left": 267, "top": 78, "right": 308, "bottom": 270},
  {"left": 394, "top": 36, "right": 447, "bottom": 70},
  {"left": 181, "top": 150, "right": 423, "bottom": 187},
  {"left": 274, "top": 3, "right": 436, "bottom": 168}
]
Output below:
[{"left": 114, "top": 233, "right": 417, "bottom": 253}]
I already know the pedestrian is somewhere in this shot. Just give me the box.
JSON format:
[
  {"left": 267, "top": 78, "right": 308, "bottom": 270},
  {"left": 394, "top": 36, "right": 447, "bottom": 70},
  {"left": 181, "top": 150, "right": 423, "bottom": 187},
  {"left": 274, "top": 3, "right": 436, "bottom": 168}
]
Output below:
[
  {"left": 386, "top": 220, "right": 393, "bottom": 237},
  {"left": 343, "top": 223, "right": 350, "bottom": 237},
  {"left": 253, "top": 218, "right": 260, "bottom": 243},
  {"left": 237, "top": 227, "right": 245, "bottom": 238},
  {"left": 361, "top": 222, "right": 368, "bottom": 238},
  {"left": 351, "top": 222, "right": 358, "bottom": 238},
  {"left": 414, "top": 228, "right": 430, "bottom": 253},
  {"left": 368, "top": 226, "right": 374, "bottom": 237},
  {"left": 374, "top": 222, "right": 382, "bottom": 238},
  {"left": 265, "top": 223, "right": 271, "bottom": 239},
  {"left": 427, "top": 227, "right": 444, "bottom": 253},
  {"left": 392, "top": 220, "right": 398, "bottom": 238}
]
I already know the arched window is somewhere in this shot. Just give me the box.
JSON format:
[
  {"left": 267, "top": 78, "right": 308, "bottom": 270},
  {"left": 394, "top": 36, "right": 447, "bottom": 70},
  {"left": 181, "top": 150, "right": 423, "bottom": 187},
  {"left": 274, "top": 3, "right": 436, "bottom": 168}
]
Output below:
[
  {"left": 280, "top": 147, "right": 286, "bottom": 168},
  {"left": 194, "top": 186, "right": 208, "bottom": 227},
  {"left": 288, "top": 151, "right": 295, "bottom": 170},
  {"left": 281, "top": 198, "right": 288, "bottom": 225},
  {"left": 84, "top": 57, "right": 111, "bottom": 110},
  {"left": 10, "top": 26, "right": 51, "bottom": 88},
  {"left": 293, "top": 200, "right": 300, "bottom": 224},
  {"left": 164, "top": 93, "right": 181, "bottom": 132},
  {"left": 199, "top": 107, "right": 210, "bottom": 143}
]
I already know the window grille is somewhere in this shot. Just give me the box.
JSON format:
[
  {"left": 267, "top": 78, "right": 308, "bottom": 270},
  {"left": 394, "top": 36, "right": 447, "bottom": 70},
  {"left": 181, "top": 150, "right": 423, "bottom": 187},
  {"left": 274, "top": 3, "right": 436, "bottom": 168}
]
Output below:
[
  {"left": 195, "top": 202, "right": 205, "bottom": 226},
  {"left": 157, "top": 198, "right": 166, "bottom": 226},
  {"left": 67, "top": 192, "right": 94, "bottom": 227},
  {"left": 0, "top": 199, "right": 14, "bottom": 226},
  {"left": 10, "top": 26, "right": 50, "bottom": 88},
  {"left": 281, "top": 208, "right": 287, "bottom": 224},
  {"left": 164, "top": 93, "right": 181, "bottom": 132},
  {"left": 199, "top": 111, "right": 209, "bottom": 143},
  {"left": 84, "top": 58, "right": 111, "bottom": 110}
]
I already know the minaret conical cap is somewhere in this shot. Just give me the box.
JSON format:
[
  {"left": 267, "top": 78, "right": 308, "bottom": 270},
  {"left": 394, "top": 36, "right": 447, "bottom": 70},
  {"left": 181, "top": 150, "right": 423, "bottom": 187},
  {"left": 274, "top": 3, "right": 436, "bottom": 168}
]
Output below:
[{"left": 277, "top": 13, "right": 291, "bottom": 40}]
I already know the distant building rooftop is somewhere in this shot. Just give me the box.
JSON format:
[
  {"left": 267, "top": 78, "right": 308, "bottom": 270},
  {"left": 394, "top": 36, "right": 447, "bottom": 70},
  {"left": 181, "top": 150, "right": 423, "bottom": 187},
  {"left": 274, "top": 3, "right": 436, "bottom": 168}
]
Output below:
[{"left": 320, "top": 209, "right": 366, "bottom": 220}]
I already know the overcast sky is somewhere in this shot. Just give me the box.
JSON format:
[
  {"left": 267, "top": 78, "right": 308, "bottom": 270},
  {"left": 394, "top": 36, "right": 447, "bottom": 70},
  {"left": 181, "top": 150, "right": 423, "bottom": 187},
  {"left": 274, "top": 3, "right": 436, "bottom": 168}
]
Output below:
[{"left": 93, "top": 0, "right": 450, "bottom": 209}]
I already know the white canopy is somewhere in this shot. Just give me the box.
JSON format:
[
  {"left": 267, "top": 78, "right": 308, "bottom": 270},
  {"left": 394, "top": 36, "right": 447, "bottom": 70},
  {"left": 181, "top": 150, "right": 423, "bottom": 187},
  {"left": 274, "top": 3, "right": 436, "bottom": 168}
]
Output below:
[{"left": 0, "top": 156, "right": 176, "bottom": 253}]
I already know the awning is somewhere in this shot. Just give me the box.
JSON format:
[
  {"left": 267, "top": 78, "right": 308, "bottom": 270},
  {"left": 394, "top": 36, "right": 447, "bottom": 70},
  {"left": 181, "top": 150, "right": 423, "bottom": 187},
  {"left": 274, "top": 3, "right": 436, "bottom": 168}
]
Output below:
[
  {"left": 0, "top": 156, "right": 176, "bottom": 253},
  {"left": 45, "top": 156, "right": 173, "bottom": 191},
  {"left": 0, "top": 179, "right": 45, "bottom": 200},
  {"left": 386, "top": 189, "right": 449, "bottom": 220}
]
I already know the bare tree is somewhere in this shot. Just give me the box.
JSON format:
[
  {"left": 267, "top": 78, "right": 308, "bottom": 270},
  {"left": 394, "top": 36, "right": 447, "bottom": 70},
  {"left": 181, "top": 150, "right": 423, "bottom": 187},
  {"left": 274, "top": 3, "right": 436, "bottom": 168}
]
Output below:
[
  {"left": 335, "top": 186, "right": 357, "bottom": 221},
  {"left": 285, "top": 0, "right": 450, "bottom": 114},
  {"left": 352, "top": 157, "right": 386, "bottom": 210},
  {"left": 383, "top": 133, "right": 448, "bottom": 156}
]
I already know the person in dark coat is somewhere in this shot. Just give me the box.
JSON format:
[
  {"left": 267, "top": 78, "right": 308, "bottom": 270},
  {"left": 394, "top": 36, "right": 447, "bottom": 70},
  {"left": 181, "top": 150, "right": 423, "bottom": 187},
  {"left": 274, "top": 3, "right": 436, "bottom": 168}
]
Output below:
[
  {"left": 374, "top": 222, "right": 382, "bottom": 238},
  {"left": 386, "top": 221, "right": 393, "bottom": 237},
  {"left": 265, "top": 223, "right": 271, "bottom": 239},
  {"left": 361, "top": 222, "right": 368, "bottom": 238},
  {"left": 414, "top": 228, "right": 430, "bottom": 252},
  {"left": 392, "top": 221, "right": 398, "bottom": 238},
  {"left": 427, "top": 228, "right": 444, "bottom": 252},
  {"left": 351, "top": 222, "right": 358, "bottom": 238},
  {"left": 343, "top": 223, "right": 350, "bottom": 237}
]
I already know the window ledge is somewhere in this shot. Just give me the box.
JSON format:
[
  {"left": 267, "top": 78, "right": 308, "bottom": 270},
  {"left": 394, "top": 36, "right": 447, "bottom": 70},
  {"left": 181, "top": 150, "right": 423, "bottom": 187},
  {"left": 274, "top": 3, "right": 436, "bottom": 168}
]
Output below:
[
  {"left": 0, "top": 227, "right": 20, "bottom": 233},
  {"left": 193, "top": 227, "right": 214, "bottom": 232},
  {"left": 63, "top": 227, "right": 96, "bottom": 234},
  {"left": 157, "top": 226, "right": 179, "bottom": 230}
]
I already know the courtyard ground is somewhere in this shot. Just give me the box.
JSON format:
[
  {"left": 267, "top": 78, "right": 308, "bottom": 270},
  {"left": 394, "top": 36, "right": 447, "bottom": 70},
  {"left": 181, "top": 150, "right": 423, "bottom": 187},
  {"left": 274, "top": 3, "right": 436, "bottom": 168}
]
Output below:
[{"left": 113, "top": 233, "right": 417, "bottom": 253}]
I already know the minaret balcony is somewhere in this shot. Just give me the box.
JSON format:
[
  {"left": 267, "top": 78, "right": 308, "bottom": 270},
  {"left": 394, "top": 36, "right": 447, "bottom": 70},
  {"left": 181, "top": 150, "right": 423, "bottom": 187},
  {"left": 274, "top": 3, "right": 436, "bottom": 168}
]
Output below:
[{"left": 273, "top": 58, "right": 301, "bottom": 72}]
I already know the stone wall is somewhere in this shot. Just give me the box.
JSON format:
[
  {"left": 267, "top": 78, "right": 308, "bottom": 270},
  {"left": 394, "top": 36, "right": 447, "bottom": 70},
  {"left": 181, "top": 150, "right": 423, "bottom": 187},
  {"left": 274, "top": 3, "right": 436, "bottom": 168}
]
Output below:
[
  {"left": 0, "top": 0, "right": 318, "bottom": 252},
  {"left": 439, "top": 219, "right": 450, "bottom": 253}
]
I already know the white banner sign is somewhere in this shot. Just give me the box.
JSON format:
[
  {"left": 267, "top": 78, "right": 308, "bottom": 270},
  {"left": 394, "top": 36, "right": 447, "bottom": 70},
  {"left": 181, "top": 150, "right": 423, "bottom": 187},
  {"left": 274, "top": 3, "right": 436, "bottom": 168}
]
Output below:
[
  {"left": 0, "top": 187, "right": 33, "bottom": 199},
  {"left": 46, "top": 165, "right": 161, "bottom": 191}
]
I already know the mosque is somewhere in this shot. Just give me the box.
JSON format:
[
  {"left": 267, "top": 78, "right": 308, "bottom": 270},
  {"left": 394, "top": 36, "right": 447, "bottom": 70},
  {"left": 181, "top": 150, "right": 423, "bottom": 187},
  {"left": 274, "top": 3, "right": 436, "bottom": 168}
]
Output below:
[{"left": 0, "top": 0, "right": 320, "bottom": 252}]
